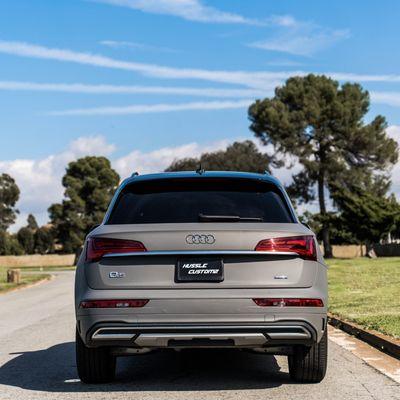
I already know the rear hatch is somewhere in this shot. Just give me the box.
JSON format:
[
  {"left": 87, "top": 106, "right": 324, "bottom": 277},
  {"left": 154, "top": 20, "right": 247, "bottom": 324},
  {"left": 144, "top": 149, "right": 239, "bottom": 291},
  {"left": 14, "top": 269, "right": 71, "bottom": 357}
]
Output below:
[
  {"left": 84, "top": 175, "right": 317, "bottom": 290},
  {"left": 85, "top": 222, "right": 318, "bottom": 290}
]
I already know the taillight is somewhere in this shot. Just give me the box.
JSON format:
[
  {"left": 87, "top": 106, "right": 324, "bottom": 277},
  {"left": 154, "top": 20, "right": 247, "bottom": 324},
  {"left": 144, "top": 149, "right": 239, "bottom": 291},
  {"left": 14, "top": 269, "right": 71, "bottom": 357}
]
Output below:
[
  {"left": 79, "top": 299, "right": 149, "bottom": 308},
  {"left": 253, "top": 298, "right": 324, "bottom": 307},
  {"left": 255, "top": 235, "right": 317, "bottom": 261},
  {"left": 86, "top": 237, "right": 146, "bottom": 262}
]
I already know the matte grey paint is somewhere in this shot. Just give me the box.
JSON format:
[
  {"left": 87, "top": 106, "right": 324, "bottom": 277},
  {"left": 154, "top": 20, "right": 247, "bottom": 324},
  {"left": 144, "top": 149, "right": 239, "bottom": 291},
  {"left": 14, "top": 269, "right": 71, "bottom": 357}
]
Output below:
[{"left": 75, "top": 171, "right": 328, "bottom": 351}]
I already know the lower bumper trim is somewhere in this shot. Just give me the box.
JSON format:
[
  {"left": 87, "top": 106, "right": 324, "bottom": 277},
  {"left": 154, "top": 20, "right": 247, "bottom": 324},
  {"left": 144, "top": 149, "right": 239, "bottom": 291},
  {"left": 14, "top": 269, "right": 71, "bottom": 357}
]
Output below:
[
  {"left": 89, "top": 323, "right": 313, "bottom": 348},
  {"left": 135, "top": 332, "right": 267, "bottom": 347}
]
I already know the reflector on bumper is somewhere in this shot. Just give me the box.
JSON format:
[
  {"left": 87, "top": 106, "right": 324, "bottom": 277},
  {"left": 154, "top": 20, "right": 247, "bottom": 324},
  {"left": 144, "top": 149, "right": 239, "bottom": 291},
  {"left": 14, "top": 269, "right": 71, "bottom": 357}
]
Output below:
[
  {"left": 79, "top": 299, "right": 149, "bottom": 308},
  {"left": 253, "top": 298, "right": 323, "bottom": 307}
]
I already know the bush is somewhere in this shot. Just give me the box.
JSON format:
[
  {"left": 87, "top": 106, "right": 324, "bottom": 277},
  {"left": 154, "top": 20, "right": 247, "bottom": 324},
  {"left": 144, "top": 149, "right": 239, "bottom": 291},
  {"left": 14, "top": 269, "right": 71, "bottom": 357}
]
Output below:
[
  {"left": 17, "top": 227, "right": 35, "bottom": 254},
  {"left": 34, "top": 227, "right": 54, "bottom": 254},
  {"left": 0, "top": 231, "right": 24, "bottom": 255}
]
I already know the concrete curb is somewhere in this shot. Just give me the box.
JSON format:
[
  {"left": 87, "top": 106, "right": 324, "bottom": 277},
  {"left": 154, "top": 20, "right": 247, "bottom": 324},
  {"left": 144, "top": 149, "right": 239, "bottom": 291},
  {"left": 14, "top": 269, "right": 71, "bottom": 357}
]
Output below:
[{"left": 328, "top": 313, "right": 400, "bottom": 360}]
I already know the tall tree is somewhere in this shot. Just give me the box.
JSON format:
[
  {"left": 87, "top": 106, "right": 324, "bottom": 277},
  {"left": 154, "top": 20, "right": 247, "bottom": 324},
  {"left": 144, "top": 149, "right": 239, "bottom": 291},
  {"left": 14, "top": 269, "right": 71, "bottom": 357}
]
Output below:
[
  {"left": 248, "top": 74, "right": 398, "bottom": 257},
  {"left": 301, "top": 211, "right": 359, "bottom": 245},
  {"left": 34, "top": 226, "right": 54, "bottom": 254},
  {"left": 0, "top": 173, "right": 20, "bottom": 231},
  {"left": 17, "top": 214, "right": 39, "bottom": 254},
  {"left": 27, "top": 214, "right": 39, "bottom": 231},
  {"left": 166, "top": 140, "right": 281, "bottom": 173},
  {"left": 49, "top": 156, "right": 120, "bottom": 253},
  {"left": 17, "top": 227, "right": 35, "bottom": 254},
  {"left": 330, "top": 182, "right": 400, "bottom": 245}
]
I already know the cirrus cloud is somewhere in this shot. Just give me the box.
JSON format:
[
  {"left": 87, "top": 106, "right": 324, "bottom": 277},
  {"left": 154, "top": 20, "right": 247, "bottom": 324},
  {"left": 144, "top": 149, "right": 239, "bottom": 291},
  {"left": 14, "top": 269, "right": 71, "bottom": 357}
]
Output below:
[
  {"left": 92, "top": 0, "right": 259, "bottom": 25},
  {"left": 0, "top": 80, "right": 267, "bottom": 97},
  {"left": 47, "top": 99, "right": 253, "bottom": 116},
  {"left": 3, "top": 40, "right": 400, "bottom": 91},
  {"left": 250, "top": 29, "right": 350, "bottom": 57}
]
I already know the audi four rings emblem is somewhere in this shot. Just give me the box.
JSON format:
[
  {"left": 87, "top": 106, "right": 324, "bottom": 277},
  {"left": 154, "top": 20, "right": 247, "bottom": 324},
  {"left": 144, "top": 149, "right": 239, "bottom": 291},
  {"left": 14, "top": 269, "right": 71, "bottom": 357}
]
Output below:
[{"left": 186, "top": 234, "right": 215, "bottom": 244}]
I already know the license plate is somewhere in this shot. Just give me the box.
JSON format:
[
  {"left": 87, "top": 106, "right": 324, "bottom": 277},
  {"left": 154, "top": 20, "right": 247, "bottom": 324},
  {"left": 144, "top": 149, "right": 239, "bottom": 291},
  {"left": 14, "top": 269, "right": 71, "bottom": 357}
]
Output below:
[{"left": 175, "top": 259, "right": 224, "bottom": 282}]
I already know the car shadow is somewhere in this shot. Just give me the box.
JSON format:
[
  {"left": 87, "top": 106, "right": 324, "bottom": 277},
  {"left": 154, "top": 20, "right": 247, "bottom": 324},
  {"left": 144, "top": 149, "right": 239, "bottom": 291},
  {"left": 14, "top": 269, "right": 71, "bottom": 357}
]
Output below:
[{"left": 0, "top": 342, "right": 290, "bottom": 392}]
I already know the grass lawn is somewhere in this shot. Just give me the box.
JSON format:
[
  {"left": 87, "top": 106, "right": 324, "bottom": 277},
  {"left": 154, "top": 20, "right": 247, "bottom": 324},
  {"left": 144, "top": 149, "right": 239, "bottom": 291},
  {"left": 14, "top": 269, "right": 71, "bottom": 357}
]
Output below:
[
  {"left": 0, "top": 265, "right": 74, "bottom": 293},
  {"left": 327, "top": 257, "right": 400, "bottom": 339}
]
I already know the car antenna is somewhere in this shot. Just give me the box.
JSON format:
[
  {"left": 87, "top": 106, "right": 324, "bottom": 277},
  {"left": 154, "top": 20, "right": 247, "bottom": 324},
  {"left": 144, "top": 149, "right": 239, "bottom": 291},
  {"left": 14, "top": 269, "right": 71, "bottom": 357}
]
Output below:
[
  {"left": 264, "top": 169, "right": 270, "bottom": 175},
  {"left": 196, "top": 163, "right": 205, "bottom": 175},
  {"left": 131, "top": 171, "right": 139, "bottom": 177}
]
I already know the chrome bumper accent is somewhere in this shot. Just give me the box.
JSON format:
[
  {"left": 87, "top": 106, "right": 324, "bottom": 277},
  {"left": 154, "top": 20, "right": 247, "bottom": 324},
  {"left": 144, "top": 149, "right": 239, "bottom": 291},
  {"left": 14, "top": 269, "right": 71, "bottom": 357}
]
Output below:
[
  {"left": 134, "top": 332, "right": 267, "bottom": 347},
  {"left": 264, "top": 325, "right": 311, "bottom": 340},
  {"left": 92, "top": 327, "right": 136, "bottom": 341},
  {"left": 90, "top": 324, "right": 312, "bottom": 346}
]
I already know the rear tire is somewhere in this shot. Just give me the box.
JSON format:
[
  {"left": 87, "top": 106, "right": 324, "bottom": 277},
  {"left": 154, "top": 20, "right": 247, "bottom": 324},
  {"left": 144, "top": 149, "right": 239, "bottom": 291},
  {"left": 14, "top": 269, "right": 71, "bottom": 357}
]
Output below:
[
  {"left": 288, "top": 329, "right": 327, "bottom": 383},
  {"left": 76, "top": 329, "right": 116, "bottom": 383}
]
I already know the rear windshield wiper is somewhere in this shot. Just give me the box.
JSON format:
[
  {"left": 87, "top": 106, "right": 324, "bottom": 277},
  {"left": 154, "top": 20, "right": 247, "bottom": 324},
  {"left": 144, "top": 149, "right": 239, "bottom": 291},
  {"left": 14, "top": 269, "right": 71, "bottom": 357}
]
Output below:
[{"left": 198, "top": 213, "right": 263, "bottom": 222}]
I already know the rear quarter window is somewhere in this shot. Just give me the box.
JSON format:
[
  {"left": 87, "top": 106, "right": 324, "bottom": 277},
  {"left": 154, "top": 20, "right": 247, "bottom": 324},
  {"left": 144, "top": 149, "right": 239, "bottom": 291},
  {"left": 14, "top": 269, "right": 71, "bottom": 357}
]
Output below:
[{"left": 106, "top": 178, "right": 294, "bottom": 224}]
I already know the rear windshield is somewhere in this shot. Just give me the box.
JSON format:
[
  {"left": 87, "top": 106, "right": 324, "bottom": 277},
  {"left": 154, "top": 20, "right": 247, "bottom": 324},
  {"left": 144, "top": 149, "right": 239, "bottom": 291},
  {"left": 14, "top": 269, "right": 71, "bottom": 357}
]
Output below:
[{"left": 106, "top": 178, "right": 294, "bottom": 224}]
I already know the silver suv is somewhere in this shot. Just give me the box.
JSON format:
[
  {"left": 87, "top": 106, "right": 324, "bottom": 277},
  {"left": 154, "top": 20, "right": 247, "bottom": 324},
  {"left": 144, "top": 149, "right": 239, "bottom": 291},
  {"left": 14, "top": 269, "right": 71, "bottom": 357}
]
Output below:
[{"left": 75, "top": 171, "right": 328, "bottom": 383}]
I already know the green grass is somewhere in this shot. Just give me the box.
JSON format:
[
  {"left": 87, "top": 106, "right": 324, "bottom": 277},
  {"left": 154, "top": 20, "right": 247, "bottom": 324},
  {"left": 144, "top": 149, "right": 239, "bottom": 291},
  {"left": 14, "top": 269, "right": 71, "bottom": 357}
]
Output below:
[
  {"left": 0, "top": 265, "right": 74, "bottom": 293},
  {"left": 327, "top": 257, "right": 400, "bottom": 339},
  {"left": 20, "top": 265, "right": 76, "bottom": 271}
]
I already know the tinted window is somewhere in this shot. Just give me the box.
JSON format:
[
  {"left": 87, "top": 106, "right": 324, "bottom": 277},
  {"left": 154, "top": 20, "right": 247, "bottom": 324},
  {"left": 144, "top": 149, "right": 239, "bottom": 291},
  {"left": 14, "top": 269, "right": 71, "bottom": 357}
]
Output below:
[{"left": 107, "top": 178, "right": 293, "bottom": 224}]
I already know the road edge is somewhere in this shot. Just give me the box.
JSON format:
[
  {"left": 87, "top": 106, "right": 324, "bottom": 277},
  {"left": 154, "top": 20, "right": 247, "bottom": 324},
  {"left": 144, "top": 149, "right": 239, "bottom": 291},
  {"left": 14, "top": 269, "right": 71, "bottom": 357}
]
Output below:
[
  {"left": 0, "top": 274, "right": 54, "bottom": 295},
  {"left": 328, "top": 313, "right": 400, "bottom": 360},
  {"left": 328, "top": 325, "right": 400, "bottom": 384}
]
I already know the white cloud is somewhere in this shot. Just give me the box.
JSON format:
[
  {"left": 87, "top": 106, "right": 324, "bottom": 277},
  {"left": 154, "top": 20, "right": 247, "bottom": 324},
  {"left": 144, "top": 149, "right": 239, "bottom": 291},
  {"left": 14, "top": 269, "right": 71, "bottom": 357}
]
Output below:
[
  {"left": 328, "top": 72, "right": 400, "bottom": 82},
  {"left": 370, "top": 91, "right": 400, "bottom": 108},
  {"left": 48, "top": 99, "right": 253, "bottom": 116},
  {"left": 69, "top": 135, "right": 116, "bottom": 154},
  {"left": 114, "top": 139, "right": 233, "bottom": 178},
  {"left": 1, "top": 136, "right": 115, "bottom": 232},
  {"left": 249, "top": 28, "right": 350, "bottom": 56},
  {"left": 93, "top": 0, "right": 344, "bottom": 59},
  {"left": 6, "top": 81, "right": 400, "bottom": 110},
  {"left": 5, "top": 40, "right": 400, "bottom": 90},
  {"left": 5, "top": 127, "right": 400, "bottom": 232},
  {"left": 115, "top": 137, "right": 301, "bottom": 186},
  {"left": 0, "top": 40, "right": 290, "bottom": 89},
  {"left": 93, "top": 0, "right": 259, "bottom": 25},
  {"left": 99, "top": 40, "right": 177, "bottom": 53},
  {"left": 387, "top": 125, "right": 400, "bottom": 142},
  {"left": 265, "top": 59, "right": 305, "bottom": 67},
  {"left": 2, "top": 135, "right": 267, "bottom": 231},
  {"left": 0, "top": 80, "right": 267, "bottom": 98},
  {"left": 267, "top": 15, "right": 298, "bottom": 28}
]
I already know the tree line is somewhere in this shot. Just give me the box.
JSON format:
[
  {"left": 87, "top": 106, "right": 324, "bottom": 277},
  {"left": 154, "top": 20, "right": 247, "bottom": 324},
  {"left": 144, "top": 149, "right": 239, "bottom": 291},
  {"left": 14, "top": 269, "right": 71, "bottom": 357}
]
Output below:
[
  {"left": 0, "top": 174, "right": 55, "bottom": 255},
  {"left": 0, "top": 74, "right": 399, "bottom": 257}
]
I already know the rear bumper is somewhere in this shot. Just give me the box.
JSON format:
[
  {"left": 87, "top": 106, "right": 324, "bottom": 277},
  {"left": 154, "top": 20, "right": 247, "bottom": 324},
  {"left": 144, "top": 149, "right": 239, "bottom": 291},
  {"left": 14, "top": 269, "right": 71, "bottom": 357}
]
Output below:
[
  {"left": 76, "top": 273, "right": 327, "bottom": 348},
  {"left": 83, "top": 321, "right": 317, "bottom": 348}
]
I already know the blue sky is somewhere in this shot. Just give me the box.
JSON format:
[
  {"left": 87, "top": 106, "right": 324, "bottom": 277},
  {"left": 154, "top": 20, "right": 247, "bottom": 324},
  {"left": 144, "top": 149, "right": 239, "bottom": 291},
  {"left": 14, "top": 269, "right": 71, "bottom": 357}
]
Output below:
[{"left": 1, "top": 0, "right": 400, "bottom": 229}]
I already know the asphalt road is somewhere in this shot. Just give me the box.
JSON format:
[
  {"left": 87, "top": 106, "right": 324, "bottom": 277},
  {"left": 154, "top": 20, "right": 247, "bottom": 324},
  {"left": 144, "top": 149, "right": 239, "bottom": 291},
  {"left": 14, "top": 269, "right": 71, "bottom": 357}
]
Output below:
[{"left": 0, "top": 271, "right": 399, "bottom": 400}]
